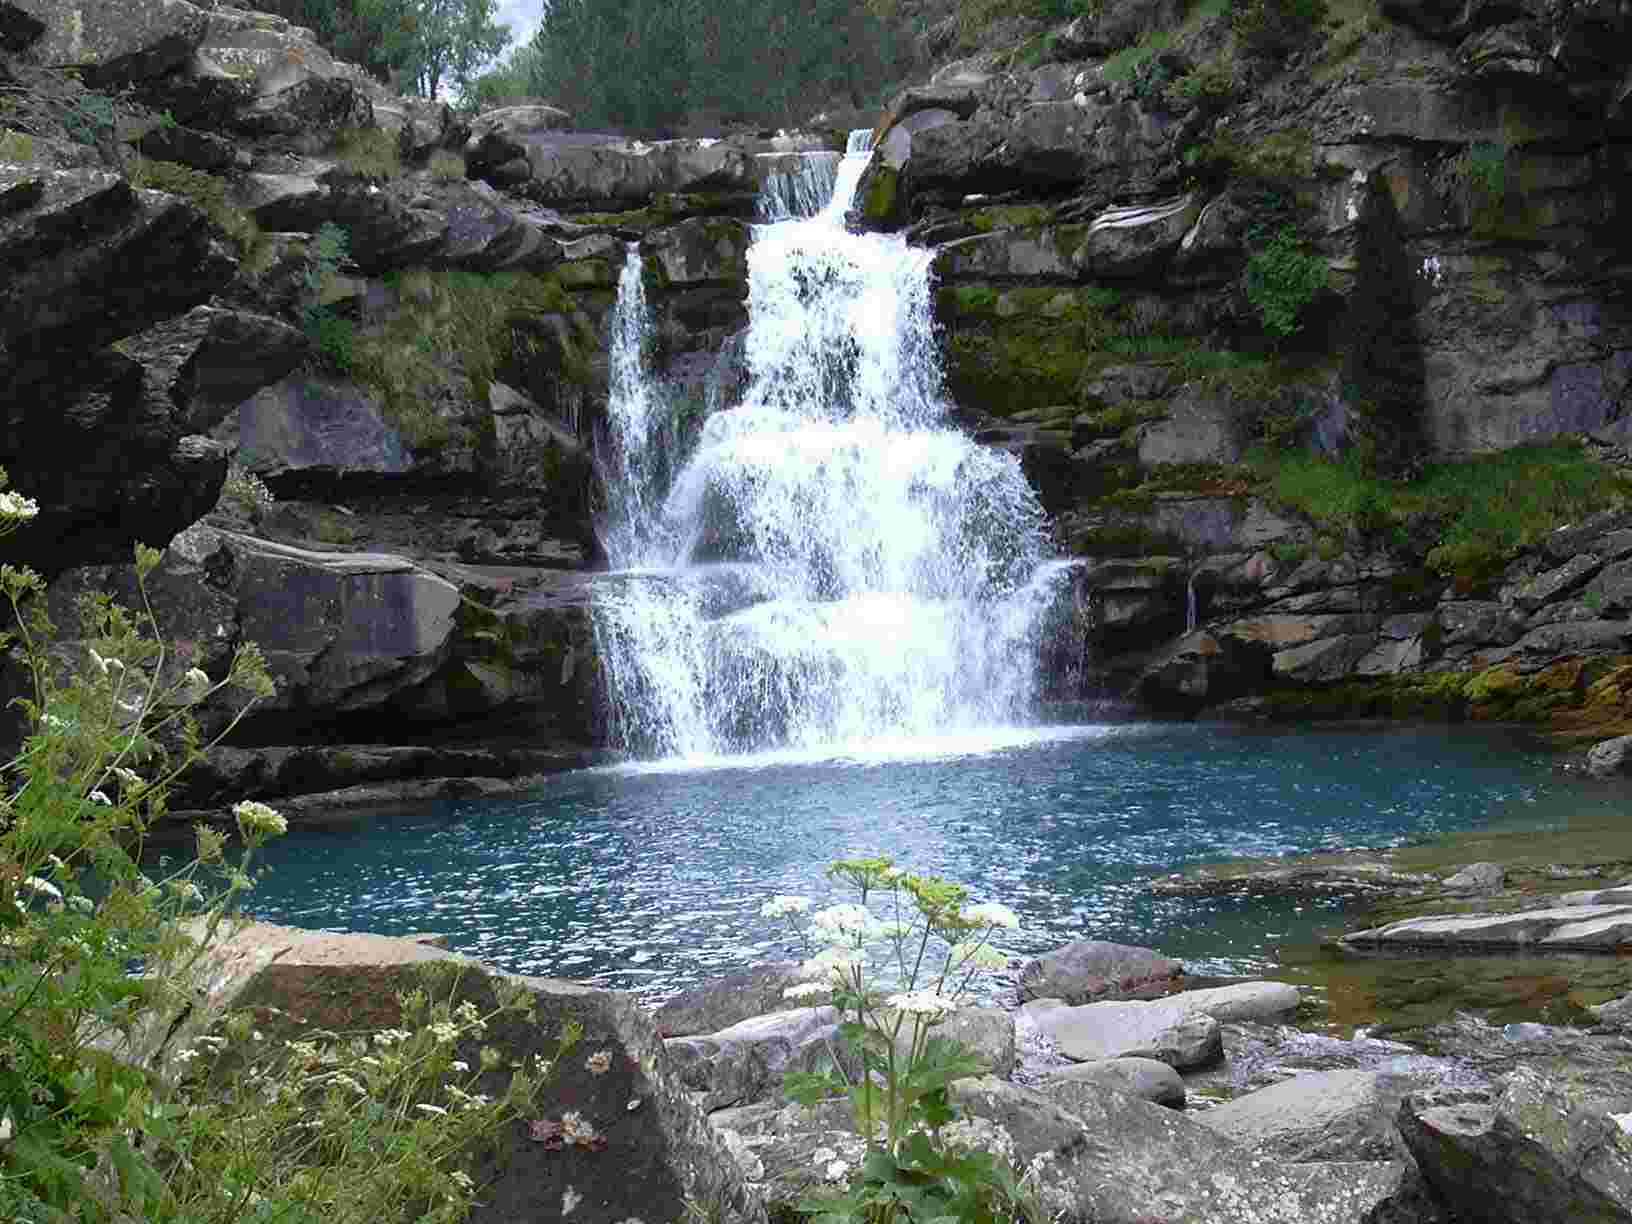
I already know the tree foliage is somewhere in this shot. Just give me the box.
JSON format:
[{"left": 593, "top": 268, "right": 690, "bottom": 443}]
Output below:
[
  {"left": 481, "top": 0, "right": 912, "bottom": 133},
  {"left": 252, "top": 0, "right": 510, "bottom": 99}
]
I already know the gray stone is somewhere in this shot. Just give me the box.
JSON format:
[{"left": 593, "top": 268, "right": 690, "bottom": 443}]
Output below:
[
  {"left": 664, "top": 1007, "right": 844, "bottom": 1111},
  {"left": 1025, "top": 985, "right": 1305, "bottom": 1069},
  {"left": 153, "top": 922, "right": 765, "bottom": 1224},
  {"left": 1438, "top": 600, "right": 1528, "bottom": 647},
  {"left": 1507, "top": 620, "right": 1632, "bottom": 659},
  {"left": 1343, "top": 903, "right": 1632, "bottom": 951},
  {"left": 1400, "top": 1068, "right": 1632, "bottom": 1224},
  {"left": 1273, "top": 633, "right": 1380, "bottom": 683},
  {"left": 1042, "top": 1057, "right": 1186, "bottom": 1109},
  {"left": 1075, "top": 195, "right": 1203, "bottom": 278},
  {"left": 1443, "top": 861, "right": 1506, "bottom": 896},
  {"left": 1502, "top": 552, "right": 1602, "bottom": 611},
  {"left": 643, "top": 216, "right": 750, "bottom": 288},
  {"left": 650, "top": 963, "right": 805, "bottom": 1038},
  {"left": 926, "top": 1006, "right": 1017, "bottom": 1080},
  {"left": 1588, "top": 735, "right": 1632, "bottom": 778},
  {"left": 232, "top": 375, "right": 413, "bottom": 477},
  {"left": 9, "top": 0, "right": 210, "bottom": 85},
  {"left": 1019, "top": 939, "right": 1183, "bottom": 1005},
  {"left": 1137, "top": 386, "right": 1242, "bottom": 466},
  {"left": 1195, "top": 1070, "right": 1417, "bottom": 1162}
]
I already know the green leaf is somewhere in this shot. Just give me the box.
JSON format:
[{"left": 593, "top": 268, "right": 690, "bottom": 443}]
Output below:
[{"left": 783, "top": 1069, "right": 841, "bottom": 1107}]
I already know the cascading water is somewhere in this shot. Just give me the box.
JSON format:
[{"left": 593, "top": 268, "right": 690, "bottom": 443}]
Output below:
[{"left": 593, "top": 132, "right": 1067, "bottom": 760}]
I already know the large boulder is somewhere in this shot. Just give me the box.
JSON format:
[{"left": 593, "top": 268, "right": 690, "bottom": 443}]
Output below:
[
  {"left": 1041, "top": 1057, "right": 1186, "bottom": 1109},
  {"left": 651, "top": 963, "right": 806, "bottom": 1038},
  {"left": 664, "top": 1007, "right": 844, "bottom": 1112},
  {"left": 512, "top": 139, "right": 757, "bottom": 210},
  {"left": 463, "top": 105, "right": 574, "bottom": 180},
  {"left": 148, "top": 921, "right": 767, "bottom": 1224},
  {"left": 1400, "top": 1068, "right": 1632, "bottom": 1223},
  {"left": 1196, "top": 1069, "right": 1419, "bottom": 1163},
  {"left": 7, "top": 0, "right": 210, "bottom": 86},
  {"left": 1019, "top": 939, "right": 1183, "bottom": 1004},
  {"left": 1024, "top": 983, "right": 1301, "bottom": 1067}
]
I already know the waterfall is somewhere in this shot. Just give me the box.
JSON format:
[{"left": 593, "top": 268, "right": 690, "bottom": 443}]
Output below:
[
  {"left": 757, "top": 152, "right": 842, "bottom": 222},
  {"left": 593, "top": 131, "right": 1064, "bottom": 760},
  {"left": 1186, "top": 568, "right": 1199, "bottom": 634}
]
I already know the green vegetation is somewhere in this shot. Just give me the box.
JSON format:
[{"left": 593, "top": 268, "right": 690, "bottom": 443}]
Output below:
[
  {"left": 301, "top": 222, "right": 358, "bottom": 371},
  {"left": 0, "top": 526, "right": 570, "bottom": 1219},
  {"left": 1245, "top": 225, "right": 1329, "bottom": 337},
  {"left": 345, "top": 266, "right": 586, "bottom": 451},
  {"left": 0, "top": 127, "right": 34, "bottom": 161},
  {"left": 1233, "top": 0, "right": 1327, "bottom": 58},
  {"left": 60, "top": 91, "right": 115, "bottom": 146},
  {"left": 127, "top": 156, "right": 270, "bottom": 271},
  {"left": 1248, "top": 440, "right": 1631, "bottom": 580},
  {"left": 248, "top": 0, "right": 510, "bottom": 99},
  {"left": 482, "top": 0, "right": 910, "bottom": 132},
  {"left": 331, "top": 124, "right": 402, "bottom": 178}
]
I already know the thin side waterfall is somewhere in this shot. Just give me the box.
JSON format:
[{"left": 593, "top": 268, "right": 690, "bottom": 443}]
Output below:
[
  {"left": 593, "top": 131, "right": 1068, "bottom": 760},
  {"left": 1186, "top": 568, "right": 1199, "bottom": 634}
]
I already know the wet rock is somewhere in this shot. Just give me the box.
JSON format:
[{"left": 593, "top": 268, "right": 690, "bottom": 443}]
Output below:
[
  {"left": 1195, "top": 1069, "right": 1418, "bottom": 1163},
  {"left": 517, "top": 138, "right": 756, "bottom": 210},
  {"left": 651, "top": 963, "right": 807, "bottom": 1038},
  {"left": 1135, "top": 630, "right": 1274, "bottom": 713},
  {"left": 1151, "top": 861, "right": 1436, "bottom": 899},
  {"left": 1400, "top": 1067, "right": 1632, "bottom": 1223},
  {"left": 1136, "top": 385, "right": 1243, "bottom": 466},
  {"left": 934, "top": 1006, "right": 1019, "bottom": 1080},
  {"left": 1023, "top": 989, "right": 1303, "bottom": 1068},
  {"left": 1343, "top": 903, "right": 1632, "bottom": 951},
  {"left": 158, "top": 922, "right": 765, "bottom": 1224},
  {"left": 1443, "top": 861, "right": 1506, "bottom": 896},
  {"left": 1019, "top": 939, "right": 1184, "bottom": 1004},
  {"left": 664, "top": 1007, "right": 843, "bottom": 1111},
  {"left": 1041, "top": 1057, "right": 1186, "bottom": 1108}
]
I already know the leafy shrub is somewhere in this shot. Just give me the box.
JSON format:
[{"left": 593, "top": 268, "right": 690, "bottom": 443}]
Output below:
[
  {"left": 1245, "top": 226, "right": 1329, "bottom": 337},
  {"left": 763, "top": 858, "right": 1031, "bottom": 1224},
  {"left": 60, "top": 91, "right": 115, "bottom": 145},
  {"left": 1166, "top": 55, "right": 1237, "bottom": 109},
  {"left": 1103, "top": 31, "right": 1172, "bottom": 82},
  {"left": 0, "top": 504, "right": 569, "bottom": 1221}
]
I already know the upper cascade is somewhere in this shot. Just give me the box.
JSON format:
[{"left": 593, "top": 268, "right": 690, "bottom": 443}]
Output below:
[{"left": 592, "top": 131, "right": 1063, "bottom": 760}]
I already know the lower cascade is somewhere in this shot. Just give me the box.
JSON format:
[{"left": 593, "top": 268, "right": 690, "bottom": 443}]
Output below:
[{"left": 593, "top": 133, "right": 1070, "bottom": 759}]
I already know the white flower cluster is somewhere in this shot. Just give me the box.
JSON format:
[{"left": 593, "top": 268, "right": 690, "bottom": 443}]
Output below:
[
  {"left": 0, "top": 491, "right": 38, "bottom": 521},
  {"left": 760, "top": 894, "right": 811, "bottom": 918},
  {"left": 884, "top": 990, "right": 956, "bottom": 1019},
  {"left": 182, "top": 667, "right": 212, "bottom": 704},
  {"left": 232, "top": 800, "right": 288, "bottom": 839},
  {"left": 782, "top": 981, "right": 831, "bottom": 1001},
  {"left": 963, "top": 902, "right": 1021, "bottom": 930},
  {"left": 811, "top": 902, "right": 883, "bottom": 946}
]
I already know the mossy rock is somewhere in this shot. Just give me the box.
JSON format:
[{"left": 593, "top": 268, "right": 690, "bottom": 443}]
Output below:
[{"left": 859, "top": 163, "right": 900, "bottom": 228}]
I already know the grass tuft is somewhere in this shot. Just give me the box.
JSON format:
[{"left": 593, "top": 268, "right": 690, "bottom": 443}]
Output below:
[{"left": 331, "top": 125, "right": 401, "bottom": 179}]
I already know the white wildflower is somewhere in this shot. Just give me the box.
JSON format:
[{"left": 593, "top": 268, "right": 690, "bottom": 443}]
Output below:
[
  {"left": 880, "top": 867, "right": 904, "bottom": 882},
  {"left": 87, "top": 647, "right": 109, "bottom": 676},
  {"left": 450, "top": 1060, "right": 469, "bottom": 1072},
  {"left": 46, "top": 854, "right": 65, "bottom": 871},
  {"left": 67, "top": 895, "right": 95, "bottom": 915},
  {"left": 0, "top": 490, "right": 39, "bottom": 521},
  {"left": 449, "top": 1170, "right": 474, "bottom": 1191},
  {"left": 811, "top": 902, "right": 882, "bottom": 946},
  {"left": 797, "top": 946, "right": 863, "bottom": 981},
  {"left": 112, "top": 767, "right": 144, "bottom": 788},
  {"left": 561, "top": 1111, "right": 598, "bottom": 1144},
  {"left": 182, "top": 667, "right": 211, "bottom": 703},
  {"left": 783, "top": 981, "right": 831, "bottom": 1001},
  {"left": 884, "top": 990, "right": 957, "bottom": 1019},
  {"left": 414, "top": 1103, "right": 449, "bottom": 1117},
  {"left": 20, "top": 876, "right": 61, "bottom": 900},
  {"left": 372, "top": 1028, "right": 411, "bottom": 1047},
  {"left": 332, "top": 1073, "right": 366, "bottom": 1095},
  {"left": 824, "top": 1159, "right": 850, "bottom": 1182},
  {"left": 233, "top": 800, "right": 288, "bottom": 839},
  {"left": 172, "top": 1047, "right": 200, "bottom": 1065},
  {"left": 760, "top": 894, "right": 811, "bottom": 918},
  {"left": 429, "top": 1021, "right": 459, "bottom": 1043},
  {"left": 963, "top": 902, "right": 1020, "bottom": 930},
  {"left": 87, "top": 790, "right": 112, "bottom": 806}
]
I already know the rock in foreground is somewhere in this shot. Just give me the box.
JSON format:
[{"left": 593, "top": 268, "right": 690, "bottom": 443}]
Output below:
[{"left": 163, "top": 922, "right": 765, "bottom": 1224}]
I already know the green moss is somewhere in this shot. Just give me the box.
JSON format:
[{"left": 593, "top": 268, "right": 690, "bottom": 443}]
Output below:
[
  {"left": 0, "top": 128, "right": 35, "bottom": 161},
  {"left": 347, "top": 267, "right": 584, "bottom": 454},
  {"left": 964, "top": 204, "right": 1056, "bottom": 233},
  {"left": 859, "top": 164, "right": 900, "bottom": 227},
  {"left": 946, "top": 324, "right": 1096, "bottom": 415},
  {"left": 427, "top": 149, "right": 466, "bottom": 182},
  {"left": 1066, "top": 522, "right": 1190, "bottom": 557}
]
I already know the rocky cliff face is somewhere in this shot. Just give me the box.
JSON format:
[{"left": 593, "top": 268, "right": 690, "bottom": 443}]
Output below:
[
  {"left": 3, "top": 0, "right": 1631, "bottom": 803},
  {"left": 853, "top": 0, "right": 1632, "bottom": 737}
]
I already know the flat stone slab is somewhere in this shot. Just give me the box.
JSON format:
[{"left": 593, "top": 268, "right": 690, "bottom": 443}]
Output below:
[
  {"left": 1343, "top": 904, "right": 1632, "bottom": 951},
  {"left": 1024, "top": 982, "right": 1298, "bottom": 1066}
]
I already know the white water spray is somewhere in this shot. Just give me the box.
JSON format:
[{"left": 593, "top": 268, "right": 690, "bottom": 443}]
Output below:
[{"left": 594, "top": 134, "right": 1067, "bottom": 759}]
